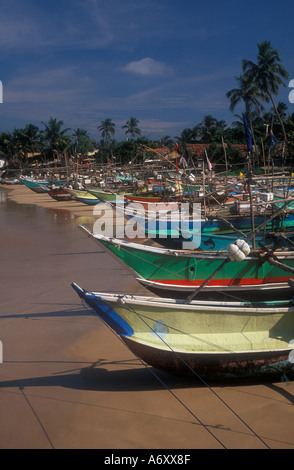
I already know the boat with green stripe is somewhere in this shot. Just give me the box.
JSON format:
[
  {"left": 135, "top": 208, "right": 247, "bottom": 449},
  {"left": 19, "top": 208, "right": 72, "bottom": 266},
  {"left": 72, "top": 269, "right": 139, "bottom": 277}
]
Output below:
[{"left": 78, "top": 225, "right": 294, "bottom": 296}]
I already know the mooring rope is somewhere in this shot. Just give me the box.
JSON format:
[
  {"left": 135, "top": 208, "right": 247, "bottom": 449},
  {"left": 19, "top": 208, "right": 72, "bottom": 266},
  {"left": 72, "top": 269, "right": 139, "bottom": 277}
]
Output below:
[
  {"left": 118, "top": 299, "right": 272, "bottom": 449},
  {"left": 80, "top": 296, "right": 271, "bottom": 449},
  {"left": 80, "top": 298, "right": 227, "bottom": 449}
]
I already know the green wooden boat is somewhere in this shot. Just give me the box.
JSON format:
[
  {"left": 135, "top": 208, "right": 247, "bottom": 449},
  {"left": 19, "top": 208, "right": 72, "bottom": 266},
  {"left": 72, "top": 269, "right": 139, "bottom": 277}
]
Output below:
[
  {"left": 78, "top": 225, "right": 294, "bottom": 296},
  {"left": 72, "top": 283, "right": 294, "bottom": 379},
  {"left": 85, "top": 186, "right": 127, "bottom": 203},
  {"left": 20, "top": 176, "right": 51, "bottom": 193},
  {"left": 20, "top": 176, "right": 67, "bottom": 193},
  {"left": 66, "top": 188, "right": 101, "bottom": 205}
]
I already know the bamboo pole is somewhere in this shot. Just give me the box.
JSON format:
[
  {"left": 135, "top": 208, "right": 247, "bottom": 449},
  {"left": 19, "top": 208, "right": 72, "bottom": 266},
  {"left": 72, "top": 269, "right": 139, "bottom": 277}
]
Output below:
[
  {"left": 221, "top": 136, "right": 228, "bottom": 178},
  {"left": 245, "top": 154, "right": 256, "bottom": 249},
  {"left": 261, "top": 137, "right": 266, "bottom": 175}
]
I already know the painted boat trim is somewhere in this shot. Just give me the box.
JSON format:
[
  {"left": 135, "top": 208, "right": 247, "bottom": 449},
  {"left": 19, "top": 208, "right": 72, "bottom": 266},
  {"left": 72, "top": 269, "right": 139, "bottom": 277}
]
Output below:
[
  {"left": 71, "top": 285, "right": 294, "bottom": 312},
  {"left": 137, "top": 277, "right": 292, "bottom": 292}
]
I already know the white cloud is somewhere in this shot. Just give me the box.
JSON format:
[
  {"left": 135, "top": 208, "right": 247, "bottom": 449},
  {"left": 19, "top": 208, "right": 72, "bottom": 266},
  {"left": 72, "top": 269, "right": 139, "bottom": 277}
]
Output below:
[{"left": 121, "top": 58, "right": 172, "bottom": 76}]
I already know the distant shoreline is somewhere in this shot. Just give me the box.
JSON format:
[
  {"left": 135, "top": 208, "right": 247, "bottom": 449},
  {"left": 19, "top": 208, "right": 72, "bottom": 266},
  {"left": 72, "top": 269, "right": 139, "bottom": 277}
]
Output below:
[{"left": 2, "top": 183, "right": 98, "bottom": 220}]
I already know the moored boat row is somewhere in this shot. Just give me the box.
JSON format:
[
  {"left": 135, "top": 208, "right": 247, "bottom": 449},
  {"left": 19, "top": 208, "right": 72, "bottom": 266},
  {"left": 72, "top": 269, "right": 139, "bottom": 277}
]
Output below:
[
  {"left": 69, "top": 168, "right": 294, "bottom": 380},
  {"left": 4, "top": 165, "right": 294, "bottom": 380}
]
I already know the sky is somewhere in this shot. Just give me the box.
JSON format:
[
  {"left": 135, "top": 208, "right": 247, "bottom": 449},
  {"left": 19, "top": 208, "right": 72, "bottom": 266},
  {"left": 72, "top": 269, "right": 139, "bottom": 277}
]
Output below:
[{"left": 0, "top": 0, "right": 294, "bottom": 142}]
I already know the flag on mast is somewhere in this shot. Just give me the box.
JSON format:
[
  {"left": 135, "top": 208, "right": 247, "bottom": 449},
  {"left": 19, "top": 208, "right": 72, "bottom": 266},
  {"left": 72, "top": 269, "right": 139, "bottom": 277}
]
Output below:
[{"left": 242, "top": 113, "right": 252, "bottom": 152}]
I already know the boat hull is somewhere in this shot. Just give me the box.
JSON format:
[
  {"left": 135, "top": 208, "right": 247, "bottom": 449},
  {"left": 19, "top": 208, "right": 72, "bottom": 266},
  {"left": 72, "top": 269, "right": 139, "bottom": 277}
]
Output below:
[
  {"left": 71, "top": 284, "right": 294, "bottom": 379},
  {"left": 47, "top": 188, "right": 73, "bottom": 201},
  {"left": 85, "top": 186, "right": 123, "bottom": 202},
  {"left": 122, "top": 337, "right": 293, "bottom": 379},
  {"left": 20, "top": 177, "right": 49, "bottom": 193},
  {"left": 79, "top": 226, "right": 294, "bottom": 294},
  {"left": 66, "top": 189, "right": 100, "bottom": 205}
]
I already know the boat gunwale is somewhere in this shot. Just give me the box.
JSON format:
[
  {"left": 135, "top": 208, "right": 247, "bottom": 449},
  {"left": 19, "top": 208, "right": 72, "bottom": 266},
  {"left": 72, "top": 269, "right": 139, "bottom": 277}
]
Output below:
[
  {"left": 83, "top": 290, "right": 294, "bottom": 313},
  {"left": 78, "top": 224, "right": 294, "bottom": 260}
]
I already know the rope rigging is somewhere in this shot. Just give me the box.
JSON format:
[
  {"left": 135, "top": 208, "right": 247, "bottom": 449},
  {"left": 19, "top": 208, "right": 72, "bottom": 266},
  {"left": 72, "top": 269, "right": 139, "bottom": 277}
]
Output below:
[{"left": 79, "top": 295, "right": 272, "bottom": 449}]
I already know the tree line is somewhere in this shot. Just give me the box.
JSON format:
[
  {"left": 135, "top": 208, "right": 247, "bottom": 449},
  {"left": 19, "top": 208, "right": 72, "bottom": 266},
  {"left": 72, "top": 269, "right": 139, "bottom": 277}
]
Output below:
[{"left": 1, "top": 41, "right": 293, "bottom": 169}]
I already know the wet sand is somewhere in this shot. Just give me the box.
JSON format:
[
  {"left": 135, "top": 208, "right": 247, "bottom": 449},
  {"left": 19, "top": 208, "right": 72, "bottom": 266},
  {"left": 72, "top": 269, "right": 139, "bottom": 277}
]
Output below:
[{"left": 1, "top": 184, "right": 294, "bottom": 450}]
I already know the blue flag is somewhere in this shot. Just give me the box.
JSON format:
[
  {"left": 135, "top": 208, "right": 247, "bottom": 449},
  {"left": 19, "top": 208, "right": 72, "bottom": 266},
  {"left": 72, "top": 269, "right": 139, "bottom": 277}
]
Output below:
[{"left": 242, "top": 113, "right": 252, "bottom": 151}]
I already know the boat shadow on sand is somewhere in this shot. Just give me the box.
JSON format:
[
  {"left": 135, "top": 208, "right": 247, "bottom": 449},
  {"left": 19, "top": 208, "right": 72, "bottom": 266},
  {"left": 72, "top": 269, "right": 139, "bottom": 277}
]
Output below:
[
  {"left": 1, "top": 308, "right": 294, "bottom": 398},
  {"left": 1, "top": 356, "right": 294, "bottom": 402}
]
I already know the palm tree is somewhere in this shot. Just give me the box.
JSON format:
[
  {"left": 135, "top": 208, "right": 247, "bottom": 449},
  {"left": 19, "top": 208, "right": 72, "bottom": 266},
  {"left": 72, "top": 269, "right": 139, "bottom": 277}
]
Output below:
[
  {"left": 98, "top": 118, "right": 115, "bottom": 144},
  {"left": 198, "top": 115, "right": 218, "bottom": 143},
  {"left": 242, "top": 41, "right": 289, "bottom": 141},
  {"left": 73, "top": 128, "right": 90, "bottom": 139},
  {"left": 72, "top": 128, "right": 97, "bottom": 155},
  {"left": 226, "top": 73, "right": 264, "bottom": 151},
  {"left": 41, "top": 117, "right": 72, "bottom": 162},
  {"left": 122, "top": 117, "right": 141, "bottom": 139},
  {"left": 18, "top": 124, "right": 42, "bottom": 161},
  {"left": 157, "top": 135, "right": 174, "bottom": 147},
  {"left": 0, "top": 132, "right": 13, "bottom": 161},
  {"left": 175, "top": 128, "right": 195, "bottom": 144},
  {"left": 286, "top": 112, "right": 294, "bottom": 138},
  {"left": 271, "top": 102, "right": 288, "bottom": 135}
]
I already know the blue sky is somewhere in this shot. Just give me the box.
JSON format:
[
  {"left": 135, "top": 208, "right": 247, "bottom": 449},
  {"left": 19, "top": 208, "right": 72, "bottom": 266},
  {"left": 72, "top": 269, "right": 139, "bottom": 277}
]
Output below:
[{"left": 0, "top": 0, "right": 293, "bottom": 141}]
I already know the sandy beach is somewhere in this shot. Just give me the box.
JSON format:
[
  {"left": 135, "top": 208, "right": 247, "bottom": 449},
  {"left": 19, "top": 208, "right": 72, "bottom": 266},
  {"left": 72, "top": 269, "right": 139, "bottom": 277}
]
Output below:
[{"left": 1, "top": 183, "right": 294, "bottom": 451}]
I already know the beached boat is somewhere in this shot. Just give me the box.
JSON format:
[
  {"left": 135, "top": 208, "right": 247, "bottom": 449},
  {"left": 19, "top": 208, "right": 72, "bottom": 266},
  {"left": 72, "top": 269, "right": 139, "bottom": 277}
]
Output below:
[
  {"left": 144, "top": 226, "right": 294, "bottom": 251},
  {"left": 71, "top": 282, "right": 294, "bottom": 379},
  {"left": 66, "top": 188, "right": 101, "bottom": 205},
  {"left": 106, "top": 199, "right": 294, "bottom": 250},
  {"left": 0, "top": 176, "right": 20, "bottom": 184},
  {"left": 125, "top": 194, "right": 163, "bottom": 203},
  {"left": 85, "top": 186, "right": 127, "bottom": 203},
  {"left": 46, "top": 186, "right": 74, "bottom": 201},
  {"left": 20, "top": 176, "right": 67, "bottom": 193},
  {"left": 78, "top": 225, "right": 294, "bottom": 296},
  {"left": 140, "top": 205, "right": 294, "bottom": 234},
  {"left": 19, "top": 176, "right": 51, "bottom": 193},
  {"left": 87, "top": 187, "right": 180, "bottom": 213}
]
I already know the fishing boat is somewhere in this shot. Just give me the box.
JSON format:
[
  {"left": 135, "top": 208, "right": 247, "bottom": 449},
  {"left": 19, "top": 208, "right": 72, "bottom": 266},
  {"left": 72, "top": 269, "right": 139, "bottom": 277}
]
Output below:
[
  {"left": 125, "top": 194, "right": 163, "bottom": 203},
  {"left": 19, "top": 176, "right": 51, "bottom": 193},
  {"left": 113, "top": 199, "right": 294, "bottom": 250},
  {"left": 87, "top": 187, "right": 180, "bottom": 214},
  {"left": 85, "top": 186, "right": 128, "bottom": 203},
  {"left": 46, "top": 186, "right": 74, "bottom": 201},
  {"left": 78, "top": 225, "right": 294, "bottom": 297},
  {"left": 20, "top": 176, "right": 67, "bottom": 194},
  {"left": 1, "top": 177, "right": 20, "bottom": 184},
  {"left": 66, "top": 188, "right": 101, "bottom": 205},
  {"left": 71, "top": 282, "right": 294, "bottom": 379},
  {"left": 144, "top": 226, "right": 294, "bottom": 251}
]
